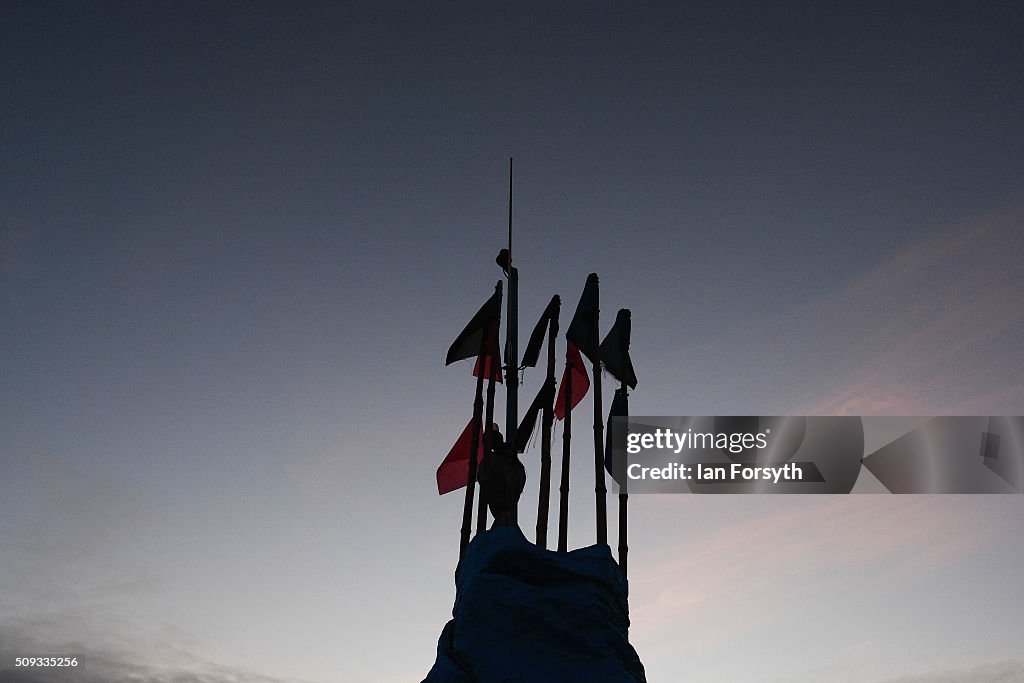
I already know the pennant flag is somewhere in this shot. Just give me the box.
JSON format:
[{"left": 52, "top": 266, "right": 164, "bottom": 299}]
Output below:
[
  {"left": 565, "top": 273, "right": 600, "bottom": 365},
  {"left": 554, "top": 342, "right": 590, "bottom": 420},
  {"left": 520, "top": 295, "right": 560, "bottom": 369},
  {"left": 436, "top": 419, "right": 486, "bottom": 495},
  {"left": 604, "top": 386, "right": 629, "bottom": 475},
  {"left": 513, "top": 376, "right": 557, "bottom": 453},
  {"left": 445, "top": 284, "right": 502, "bottom": 366},
  {"left": 600, "top": 309, "right": 637, "bottom": 389},
  {"left": 472, "top": 324, "right": 503, "bottom": 383}
]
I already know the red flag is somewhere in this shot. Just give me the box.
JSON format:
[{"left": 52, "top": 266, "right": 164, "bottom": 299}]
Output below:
[
  {"left": 436, "top": 419, "right": 486, "bottom": 495},
  {"left": 554, "top": 342, "right": 590, "bottom": 420},
  {"left": 471, "top": 325, "right": 503, "bottom": 383},
  {"left": 472, "top": 353, "right": 504, "bottom": 383}
]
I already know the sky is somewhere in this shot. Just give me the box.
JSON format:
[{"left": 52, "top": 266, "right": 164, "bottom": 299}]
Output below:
[{"left": 1, "top": 2, "right": 1023, "bottom": 681}]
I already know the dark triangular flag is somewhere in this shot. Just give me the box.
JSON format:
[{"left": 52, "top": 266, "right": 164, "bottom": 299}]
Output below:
[
  {"left": 565, "top": 273, "right": 599, "bottom": 365},
  {"left": 520, "top": 295, "right": 560, "bottom": 369},
  {"left": 446, "top": 283, "right": 502, "bottom": 366},
  {"left": 600, "top": 309, "right": 637, "bottom": 389},
  {"left": 513, "top": 377, "right": 557, "bottom": 453},
  {"left": 604, "top": 387, "right": 629, "bottom": 475}
]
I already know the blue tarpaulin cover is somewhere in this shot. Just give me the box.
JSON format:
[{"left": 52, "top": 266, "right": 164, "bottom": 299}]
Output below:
[{"left": 423, "top": 527, "right": 646, "bottom": 683}]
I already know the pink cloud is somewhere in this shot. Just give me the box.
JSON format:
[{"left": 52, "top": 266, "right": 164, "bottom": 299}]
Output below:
[
  {"left": 804, "top": 207, "right": 1024, "bottom": 415},
  {"left": 629, "top": 496, "right": 1012, "bottom": 648}
]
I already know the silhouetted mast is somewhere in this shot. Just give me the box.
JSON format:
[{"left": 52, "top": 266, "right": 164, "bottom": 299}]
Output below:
[
  {"left": 477, "top": 349, "right": 499, "bottom": 535},
  {"left": 557, "top": 352, "right": 573, "bottom": 552},
  {"left": 617, "top": 327, "right": 630, "bottom": 577},
  {"left": 504, "top": 158, "right": 520, "bottom": 523},
  {"left": 536, "top": 297, "right": 560, "bottom": 549},
  {"left": 591, "top": 289, "right": 608, "bottom": 547}
]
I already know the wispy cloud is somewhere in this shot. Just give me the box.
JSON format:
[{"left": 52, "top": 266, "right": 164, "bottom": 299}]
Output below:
[
  {"left": 630, "top": 496, "right": 1010, "bottom": 646},
  {"left": 878, "top": 660, "right": 1024, "bottom": 683},
  {"left": 0, "top": 624, "right": 316, "bottom": 683},
  {"left": 800, "top": 205, "right": 1024, "bottom": 415},
  {"left": 671, "top": 204, "right": 1024, "bottom": 416}
]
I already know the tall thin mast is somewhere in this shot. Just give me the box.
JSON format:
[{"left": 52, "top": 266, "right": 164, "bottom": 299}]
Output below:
[{"left": 504, "top": 158, "right": 519, "bottom": 521}]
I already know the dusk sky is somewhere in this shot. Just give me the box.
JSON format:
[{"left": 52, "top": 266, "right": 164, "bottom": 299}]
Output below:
[{"left": 2, "top": 2, "right": 1023, "bottom": 682}]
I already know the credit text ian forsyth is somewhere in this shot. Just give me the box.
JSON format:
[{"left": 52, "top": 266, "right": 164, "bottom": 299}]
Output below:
[{"left": 624, "top": 427, "right": 805, "bottom": 483}]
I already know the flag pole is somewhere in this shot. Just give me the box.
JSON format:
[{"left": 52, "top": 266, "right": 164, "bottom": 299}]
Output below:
[
  {"left": 504, "top": 158, "right": 519, "bottom": 525},
  {"left": 557, "top": 351, "right": 572, "bottom": 552},
  {"left": 535, "top": 296, "right": 560, "bottom": 549},
  {"left": 617, "top": 353, "right": 629, "bottom": 578},
  {"left": 460, "top": 280, "right": 503, "bottom": 558},
  {"left": 600, "top": 307, "right": 633, "bottom": 575},
  {"left": 477, "top": 361, "right": 498, "bottom": 535},
  {"left": 460, "top": 358, "right": 486, "bottom": 557},
  {"left": 592, "top": 285, "right": 608, "bottom": 547}
]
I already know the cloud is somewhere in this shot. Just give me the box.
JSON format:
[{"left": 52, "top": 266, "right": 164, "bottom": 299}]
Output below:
[
  {"left": 800, "top": 205, "right": 1024, "bottom": 415},
  {"left": 630, "top": 496, "right": 1012, "bottom": 647},
  {"left": 671, "top": 203, "right": 1024, "bottom": 416},
  {"left": 879, "top": 660, "right": 1024, "bottom": 683},
  {"left": 0, "top": 624, "right": 315, "bottom": 683}
]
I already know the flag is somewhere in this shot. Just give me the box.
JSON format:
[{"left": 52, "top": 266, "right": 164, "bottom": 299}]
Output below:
[
  {"left": 445, "top": 283, "right": 502, "bottom": 366},
  {"left": 600, "top": 308, "right": 637, "bottom": 389},
  {"left": 565, "top": 273, "right": 600, "bottom": 365},
  {"left": 604, "top": 386, "right": 629, "bottom": 476},
  {"left": 436, "top": 419, "right": 486, "bottom": 495},
  {"left": 513, "top": 376, "right": 557, "bottom": 453},
  {"left": 472, "top": 354, "right": 504, "bottom": 383},
  {"left": 554, "top": 342, "right": 590, "bottom": 420},
  {"left": 472, "top": 324, "right": 503, "bottom": 383},
  {"left": 520, "top": 295, "right": 560, "bottom": 369}
]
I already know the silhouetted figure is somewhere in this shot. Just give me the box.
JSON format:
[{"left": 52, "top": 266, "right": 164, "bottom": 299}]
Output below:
[{"left": 478, "top": 425, "right": 526, "bottom": 527}]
